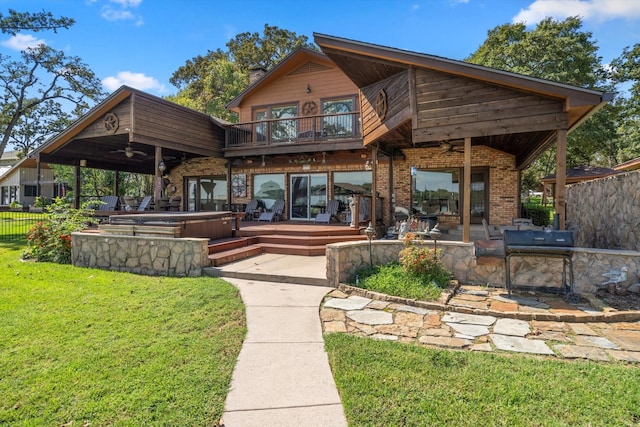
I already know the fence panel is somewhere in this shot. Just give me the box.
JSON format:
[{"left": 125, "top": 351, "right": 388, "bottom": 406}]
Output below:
[{"left": 0, "top": 210, "right": 45, "bottom": 242}]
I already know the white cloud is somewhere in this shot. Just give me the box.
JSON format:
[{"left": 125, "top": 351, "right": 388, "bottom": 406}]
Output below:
[
  {"left": 103, "top": 71, "right": 166, "bottom": 93},
  {"left": 1, "top": 34, "right": 46, "bottom": 50},
  {"left": 110, "top": 0, "right": 142, "bottom": 6},
  {"left": 100, "top": 0, "right": 143, "bottom": 24},
  {"left": 101, "top": 6, "right": 135, "bottom": 22},
  {"left": 513, "top": 0, "right": 640, "bottom": 25}
]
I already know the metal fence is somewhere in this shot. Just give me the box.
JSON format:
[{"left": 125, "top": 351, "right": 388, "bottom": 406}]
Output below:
[{"left": 0, "top": 210, "right": 45, "bottom": 242}]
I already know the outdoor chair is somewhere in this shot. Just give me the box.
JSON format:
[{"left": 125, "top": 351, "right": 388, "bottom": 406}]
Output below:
[
  {"left": 258, "top": 199, "right": 285, "bottom": 222},
  {"left": 512, "top": 217, "right": 533, "bottom": 227},
  {"left": 482, "top": 218, "right": 503, "bottom": 240},
  {"left": 243, "top": 199, "right": 259, "bottom": 220},
  {"left": 123, "top": 196, "right": 139, "bottom": 211},
  {"left": 315, "top": 199, "right": 340, "bottom": 224},
  {"left": 169, "top": 196, "right": 181, "bottom": 211},
  {"left": 137, "top": 195, "right": 152, "bottom": 211},
  {"left": 99, "top": 195, "right": 119, "bottom": 211}
]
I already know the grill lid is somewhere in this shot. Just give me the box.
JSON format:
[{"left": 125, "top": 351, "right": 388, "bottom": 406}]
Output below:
[{"left": 503, "top": 230, "right": 574, "bottom": 247}]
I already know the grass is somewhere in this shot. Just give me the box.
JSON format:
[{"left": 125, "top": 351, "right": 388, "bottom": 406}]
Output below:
[
  {"left": 352, "top": 262, "right": 449, "bottom": 301},
  {"left": 0, "top": 243, "right": 246, "bottom": 426},
  {"left": 0, "top": 211, "right": 45, "bottom": 242},
  {"left": 325, "top": 334, "right": 640, "bottom": 426}
]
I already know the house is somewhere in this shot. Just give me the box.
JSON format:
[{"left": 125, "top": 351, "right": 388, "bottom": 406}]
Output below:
[
  {"left": 614, "top": 156, "right": 640, "bottom": 172},
  {"left": 540, "top": 165, "right": 618, "bottom": 204},
  {"left": 0, "top": 154, "right": 58, "bottom": 207},
  {"left": 30, "top": 34, "right": 611, "bottom": 242}
]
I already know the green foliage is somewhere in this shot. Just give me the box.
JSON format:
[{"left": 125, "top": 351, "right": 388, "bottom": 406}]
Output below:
[
  {"left": 169, "top": 24, "right": 315, "bottom": 120},
  {"left": 325, "top": 334, "right": 640, "bottom": 426},
  {"left": 0, "top": 10, "right": 104, "bottom": 160},
  {"left": 33, "top": 196, "right": 50, "bottom": 207},
  {"left": 23, "top": 198, "right": 94, "bottom": 263},
  {"left": 0, "top": 243, "right": 245, "bottom": 425},
  {"left": 521, "top": 203, "right": 553, "bottom": 226},
  {"left": 353, "top": 236, "right": 452, "bottom": 301},
  {"left": 8, "top": 201, "right": 22, "bottom": 209}
]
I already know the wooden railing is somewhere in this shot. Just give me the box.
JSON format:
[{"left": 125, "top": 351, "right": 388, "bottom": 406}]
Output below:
[{"left": 226, "top": 112, "right": 361, "bottom": 148}]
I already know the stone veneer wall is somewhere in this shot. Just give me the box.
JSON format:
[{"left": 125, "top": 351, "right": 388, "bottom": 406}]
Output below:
[
  {"left": 566, "top": 170, "right": 640, "bottom": 251},
  {"left": 71, "top": 232, "right": 209, "bottom": 276},
  {"left": 326, "top": 240, "right": 640, "bottom": 294}
]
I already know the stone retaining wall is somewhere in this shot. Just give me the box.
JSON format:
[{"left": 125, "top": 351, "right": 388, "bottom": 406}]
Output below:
[
  {"left": 326, "top": 240, "right": 640, "bottom": 294},
  {"left": 566, "top": 170, "right": 640, "bottom": 251},
  {"left": 71, "top": 232, "right": 209, "bottom": 276}
]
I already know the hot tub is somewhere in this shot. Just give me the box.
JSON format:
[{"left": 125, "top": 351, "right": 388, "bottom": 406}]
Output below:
[{"left": 102, "top": 211, "right": 234, "bottom": 239}]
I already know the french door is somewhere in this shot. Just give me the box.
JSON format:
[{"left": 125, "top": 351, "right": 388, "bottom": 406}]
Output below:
[{"left": 290, "top": 174, "right": 327, "bottom": 220}]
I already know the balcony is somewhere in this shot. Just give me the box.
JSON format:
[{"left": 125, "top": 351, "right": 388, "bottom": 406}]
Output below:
[{"left": 225, "top": 112, "right": 362, "bottom": 156}]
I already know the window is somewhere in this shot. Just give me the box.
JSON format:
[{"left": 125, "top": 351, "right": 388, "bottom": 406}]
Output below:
[
  {"left": 253, "top": 104, "right": 298, "bottom": 142},
  {"left": 333, "top": 171, "right": 372, "bottom": 212},
  {"left": 253, "top": 174, "right": 285, "bottom": 210},
  {"left": 1, "top": 186, "right": 7, "bottom": 205},
  {"left": 24, "top": 185, "right": 37, "bottom": 197},
  {"left": 184, "top": 175, "right": 227, "bottom": 212},
  {"left": 323, "top": 97, "right": 355, "bottom": 137},
  {"left": 413, "top": 169, "right": 460, "bottom": 215}
]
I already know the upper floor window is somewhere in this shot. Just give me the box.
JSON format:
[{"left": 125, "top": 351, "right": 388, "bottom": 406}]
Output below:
[
  {"left": 322, "top": 96, "right": 356, "bottom": 137},
  {"left": 254, "top": 104, "right": 298, "bottom": 142}
]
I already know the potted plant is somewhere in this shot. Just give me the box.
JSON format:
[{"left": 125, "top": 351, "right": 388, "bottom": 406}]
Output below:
[{"left": 9, "top": 201, "right": 24, "bottom": 212}]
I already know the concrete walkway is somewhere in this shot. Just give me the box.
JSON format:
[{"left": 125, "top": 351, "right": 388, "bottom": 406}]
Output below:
[{"left": 220, "top": 255, "right": 347, "bottom": 427}]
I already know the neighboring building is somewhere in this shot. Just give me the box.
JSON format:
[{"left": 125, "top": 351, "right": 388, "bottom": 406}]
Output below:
[
  {"left": 31, "top": 34, "right": 611, "bottom": 240},
  {"left": 0, "top": 157, "right": 58, "bottom": 207}
]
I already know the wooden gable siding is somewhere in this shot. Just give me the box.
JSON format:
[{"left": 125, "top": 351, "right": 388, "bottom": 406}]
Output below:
[
  {"left": 237, "top": 64, "right": 359, "bottom": 121},
  {"left": 412, "top": 68, "right": 567, "bottom": 143},
  {"left": 132, "top": 93, "right": 223, "bottom": 156},
  {"left": 74, "top": 99, "right": 132, "bottom": 140},
  {"left": 361, "top": 71, "right": 411, "bottom": 146}
]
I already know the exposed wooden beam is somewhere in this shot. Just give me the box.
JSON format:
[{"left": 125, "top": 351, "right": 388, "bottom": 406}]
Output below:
[
  {"left": 555, "top": 129, "right": 567, "bottom": 229},
  {"left": 463, "top": 137, "right": 471, "bottom": 243}
]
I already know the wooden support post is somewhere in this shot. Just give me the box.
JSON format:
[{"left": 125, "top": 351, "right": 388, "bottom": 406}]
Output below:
[
  {"left": 555, "top": 129, "right": 567, "bottom": 230},
  {"left": 227, "top": 161, "right": 232, "bottom": 211},
  {"left": 154, "top": 146, "right": 163, "bottom": 211},
  {"left": 371, "top": 147, "right": 377, "bottom": 229},
  {"left": 74, "top": 165, "right": 81, "bottom": 209},
  {"left": 462, "top": 137, "right": 471, "bottom": 243}
]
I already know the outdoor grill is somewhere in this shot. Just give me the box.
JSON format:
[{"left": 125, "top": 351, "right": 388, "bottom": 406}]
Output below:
[{"left": 503, "top": 229, "right": 577, "bottom": 301}]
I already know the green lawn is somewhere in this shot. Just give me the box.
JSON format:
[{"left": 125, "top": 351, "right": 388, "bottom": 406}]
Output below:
[
  {"left": 325, "top": 334, "right": 640, "bottom": 426},
  {"left": 0, "top": 243, "right": 246, "bottom": 426}
]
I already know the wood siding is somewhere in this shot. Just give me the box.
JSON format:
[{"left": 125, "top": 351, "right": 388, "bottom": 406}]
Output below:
[
  {"left": 237, "top": 63, "right": 359, "bottom": 122},
  {"left": 412, "top": 68, "right": 567, "bottom": 143},
  {"left": 75, "top": 100, "right": 132, "bottom": 140},
  {"left": 361, "top": 71, "right": 411, "bottom": 145}
]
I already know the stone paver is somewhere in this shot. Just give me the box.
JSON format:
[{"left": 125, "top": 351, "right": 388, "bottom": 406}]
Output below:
[
  {"left": 322, "top": 284, "right": 640, "bottom": 363},
  {"left": 346, "top": 309, "right": 393, "bottom": 325},
  {"left": 489, "top": 334, "right": 555, "bottom": 355},
  {"left": 324, "top": 295, "right": 371, "bottom": 310},
  {"left": 441, "top": 312, "right": 497, "bottom": 326},
  {"left": 554, "top": 345, "right": 610, "bottom": 361},
  {"left": 493, "top": 318, "right": 530, "bottom": 337}
]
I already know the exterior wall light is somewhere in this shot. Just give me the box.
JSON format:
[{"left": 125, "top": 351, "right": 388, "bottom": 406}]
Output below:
[{"left": 158, "top": 160, "right": 166, "bottom": 173}]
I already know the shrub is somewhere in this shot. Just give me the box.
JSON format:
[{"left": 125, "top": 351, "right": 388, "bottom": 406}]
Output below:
[
  {"left": 9, "top": 201, "right": 22, "bottom": 209},
  {"left": 521, "top": 204, "right": 552, "bottom": 226},
  {"left": 24, "top": 198, "right": 94, "bottom": 264}
]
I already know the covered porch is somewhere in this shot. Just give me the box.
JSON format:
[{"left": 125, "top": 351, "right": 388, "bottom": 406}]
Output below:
[{"left": 314, "top": 33, "right": 613, "bottom": 242}]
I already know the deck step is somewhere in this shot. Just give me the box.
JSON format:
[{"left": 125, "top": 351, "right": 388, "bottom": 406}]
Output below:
[
  {"left": 237, "top": 225, "right": 364, "bottom": 238},
  {"left": 207, "top": 236, "right": 258, "bottom": 254},
  {"left": 257, "top": 243, "right": 327, "bottom": 256},
  {"left": 208, "top": 245, "right": 264, "bottom": 267},
  {"left": 256, "top": 234, "right": 367, "bottom": 246}
]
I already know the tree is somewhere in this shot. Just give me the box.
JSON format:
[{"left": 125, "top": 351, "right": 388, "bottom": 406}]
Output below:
[
  {"left": 610, "top": 44, "right": 640, "bottom": 163},
  {"left": 169, "top": 24, "right": 314, "bottom": 121},
  {"left": 0, "top": 11, "right": 104, "bottom": 160},
  {"left": 0, "top": 9, "right": 74, "bottom": 35},
  {"left": 466, "top": 16, "right": 622, "bottom": 185}
]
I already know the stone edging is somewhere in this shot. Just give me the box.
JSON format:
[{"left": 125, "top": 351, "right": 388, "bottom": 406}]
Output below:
[{"left": 337, "top": 283, "right": 640, "bottom": 323}]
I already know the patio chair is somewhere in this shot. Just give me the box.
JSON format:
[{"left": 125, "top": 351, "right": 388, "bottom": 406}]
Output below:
[
  {"left": 169, "top": 196, "right": 181, "bottom": 211},
  {"left": 123, "top": 195, "right": 139, "bottom": 211},
  {"left": 137, "top": 195, "right": 152, "bottom": 211},
  {"left": 315, "top": 199, "right": 340, "bottom": 224},
  {"left": 99, "top": 195, "right": 119, "bottom": 211},
  {"left": 258, "top": 199, "right": 285, "bottom": 222},
  {"left": 243, "top": 199, "right": 259, "bottom": 220},
  {"left": 512, "top": 217, "right": 533, "bottom": 227},
  {"left": 482, "top": 218, "right": 503, "bottom": 240}
]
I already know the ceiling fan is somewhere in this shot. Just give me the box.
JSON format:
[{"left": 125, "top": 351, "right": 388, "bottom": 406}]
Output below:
[
  {"left": 111, "top": 142, "right": 147, "bottom": 159},
  {"left": 440, "top": 140, "right": 464, "bottom": 154}
]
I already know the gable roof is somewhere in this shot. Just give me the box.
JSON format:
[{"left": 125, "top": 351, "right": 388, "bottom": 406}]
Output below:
[
  {"left": 226, "top": 47, "right": 330, "bottom": 110},
  {"left": 541, "top": 165, "right": 618, "bottom": 184}
]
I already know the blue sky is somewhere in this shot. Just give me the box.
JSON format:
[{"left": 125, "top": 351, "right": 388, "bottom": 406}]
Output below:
[{"left": 2, "top": 0, "right": 639, "bottom": 97}]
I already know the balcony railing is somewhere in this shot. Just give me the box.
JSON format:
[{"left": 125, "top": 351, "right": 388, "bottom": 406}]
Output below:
[{"left": 226, "top": 112, "right": 361, "bottom": 148}]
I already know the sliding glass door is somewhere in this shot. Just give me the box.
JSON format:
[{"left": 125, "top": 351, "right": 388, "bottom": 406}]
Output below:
[{"left": 290, "top": 174, "right": 327, "bottom": 220}]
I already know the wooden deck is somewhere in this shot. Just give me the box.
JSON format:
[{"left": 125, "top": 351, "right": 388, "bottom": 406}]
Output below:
[{"left": 208, "top": 221, "right": 367, "bottom": 267}]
